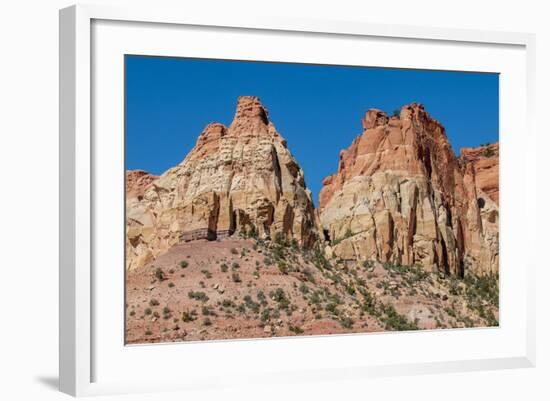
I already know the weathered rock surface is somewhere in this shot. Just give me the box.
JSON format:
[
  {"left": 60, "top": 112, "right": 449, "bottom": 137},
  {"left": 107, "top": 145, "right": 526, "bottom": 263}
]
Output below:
[
  {"left": 126, "top": 96, "right": 318, "bottom": 270},
  {"left": 319, "top": 104, "right": 498, "bottom": 276},
  {"left": 460, "top": 143, "right": 499, "bottom": 205},
  {"left": 126, "top": 170, "right": 157, "bottom": 200}
]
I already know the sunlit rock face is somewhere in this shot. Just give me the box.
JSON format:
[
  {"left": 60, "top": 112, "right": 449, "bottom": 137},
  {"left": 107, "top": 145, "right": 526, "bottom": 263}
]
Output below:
[
  {"left": 125, "top": 96, "right": 319, "bottom": 271},
  {"left": 319, "top": 104, "right": 498, "bottom": 276}
]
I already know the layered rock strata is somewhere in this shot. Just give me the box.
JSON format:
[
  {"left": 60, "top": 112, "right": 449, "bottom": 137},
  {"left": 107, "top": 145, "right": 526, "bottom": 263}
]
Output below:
[
  {"left": 319, "top": 104, "right": 498, "bottom": 276},
  {"left": 126, "top": 96, "right": 318, "bottom": 270}
]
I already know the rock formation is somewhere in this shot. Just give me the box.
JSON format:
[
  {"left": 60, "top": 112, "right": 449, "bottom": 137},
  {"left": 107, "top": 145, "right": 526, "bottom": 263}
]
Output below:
[
  {"left": 126, "top": 170, "right": 157, "bottom": 200},
  {"left": 126, "top": 96, "right": 318, "bottom": 270},
  {"left": 460, "top": 143, "right": 499, "bottom": 205},
  {"left": 319, "top": 104, "right": 498, "bottom": 276}
]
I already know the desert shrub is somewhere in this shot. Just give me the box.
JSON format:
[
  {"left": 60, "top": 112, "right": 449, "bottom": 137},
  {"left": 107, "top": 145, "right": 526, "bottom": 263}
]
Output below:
[
  {"left": 154, "top": 267, "right": 165, "bottom": 281},
  {"left": 230, "top": 248, "right": 239, "bottom": 255},
  {"left": 257, "top": 290, "right": 268, "bottom": 306},
  {"left": 243, "top": 295, "right": 260, "bottom": 313},
  {"left": 201, "top": 269, "right": 212, "bottom": 279},
  {"left": 277, "top": 260, "right": 289, "bottom": 275},
  {"left": 179, "top": 261, "right": 188, "bottom": 268},
  {"left": 168, "top": 282, "right": 175, "bottom": 288},
  {"left": 202, "top": 306, "right": 214, "bottom": 316},
  {"left": 339, "top": 316, "right": 354, "bottom": 329},
  {"left": 345, "top": 283, "right": 356, "bottom": 296},
  {"left": 269, "top": 288, "right": 290, "bottom": 310},
  {"left": 222, "top": 299, "right": 235, "bottom": 308},
  {"left": 260, "top": 308, "right": 272, "bottom": 322},
  {"left": 181, "top": 311, "right": 196, "bottom": 322},
  {"left": 325, "top": 302, "right": 339, "bottom": 315},
  {"left": 144, "top": 308, "right": 152, "bottom": 315},
  {"left": 188, "top": 291, "right": 209, "bottom": 302},
  {"left": 231, "top": 272, "right": 241, "bottom": 283},
  {"left": 380, "top": 303, "right": 418, "bottom": 331},
  {"left": 288, "top": 324, "right": 304, "bottom": 334},
  {"left": 149, "top": 299, "right": 160, "bottom": 307}
]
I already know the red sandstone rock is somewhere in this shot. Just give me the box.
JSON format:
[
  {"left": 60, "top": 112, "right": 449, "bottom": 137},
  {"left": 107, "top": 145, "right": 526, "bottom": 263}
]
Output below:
[
  {"left": 126, "top": 170, "right": 157, "bottom": 200},
  {"left": 460, "top": 143, "right": 499, "bottom": 205},
  {"left": 319, "top": 104, "right": 498, "bottom": 276}
]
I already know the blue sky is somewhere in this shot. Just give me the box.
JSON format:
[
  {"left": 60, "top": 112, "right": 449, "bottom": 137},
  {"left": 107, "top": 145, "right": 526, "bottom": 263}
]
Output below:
[{"left": 126, "top": 56, "right": 499, "bottom": 206}]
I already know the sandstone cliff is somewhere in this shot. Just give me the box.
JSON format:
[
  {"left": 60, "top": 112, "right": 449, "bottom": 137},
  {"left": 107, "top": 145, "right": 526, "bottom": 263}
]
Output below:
[
  {"left": 126, "top": 96, "right": 318, "bottom": 270},
  {"left": 319, "top": 104, "right": 498, "bottom": 276},
  {"left": 126, "top": 170, "right": 157, "bottom": 200}
]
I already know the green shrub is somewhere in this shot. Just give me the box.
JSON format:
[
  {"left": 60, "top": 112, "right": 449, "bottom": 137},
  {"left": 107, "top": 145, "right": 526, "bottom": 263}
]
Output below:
[
  {"left": 277, "top": 260, "right": 289, "bottom": 275},
  {"left": 269, "top": 288, "right": 290, "bottom": 310},
  {"left": 181, "top": 311, "right": 196, "bottom": 322},
  {"left": 154, "top": 267, "right": 165, "bottom": 281},
  {"left": 339, "top": 316, "right": 354, "bottom": 329},
  {"left": 188, "top": 291, "right": 209, "bottom": 302}
]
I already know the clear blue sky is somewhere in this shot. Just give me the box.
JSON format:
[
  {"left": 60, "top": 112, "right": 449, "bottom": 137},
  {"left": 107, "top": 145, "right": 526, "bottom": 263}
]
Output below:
[{"left": 126, "top": 55, "right": 499, "bottom": 206}]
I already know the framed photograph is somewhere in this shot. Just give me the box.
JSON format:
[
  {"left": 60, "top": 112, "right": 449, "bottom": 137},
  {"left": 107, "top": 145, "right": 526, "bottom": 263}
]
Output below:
[{"left": 59, "top": 4, "right": 536, "bottom": 396}]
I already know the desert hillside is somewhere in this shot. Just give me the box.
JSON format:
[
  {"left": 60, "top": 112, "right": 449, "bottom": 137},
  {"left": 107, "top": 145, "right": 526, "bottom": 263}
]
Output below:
[
  {"left": 125, "top": 96, "right": 499, "bottom": 343},
  {"left": 126, "top": 236, "right": 498, "bottom": 343}
]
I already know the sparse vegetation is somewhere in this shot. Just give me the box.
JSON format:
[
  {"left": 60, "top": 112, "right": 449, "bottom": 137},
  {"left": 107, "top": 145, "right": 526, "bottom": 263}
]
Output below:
[
  {"left": 181, "top": 310, "right": 197, "bottom": 322},
  {"left": 154, "top": 267, "right": 165, "bottom": 281},
  {"left": 179, "top": 260, "right": 189, "bottom": 269},
  {"left": 288, "top": 324, "right": 304, "bottom": 334},
  {"left": 188, "top": 291, "right": 209, "bottom": 302}
]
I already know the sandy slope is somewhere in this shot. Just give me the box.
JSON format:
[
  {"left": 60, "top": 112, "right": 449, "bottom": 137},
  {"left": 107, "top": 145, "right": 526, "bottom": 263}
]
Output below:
[{"left": 126, "top": 237, "right": 498, "bottom": 344}]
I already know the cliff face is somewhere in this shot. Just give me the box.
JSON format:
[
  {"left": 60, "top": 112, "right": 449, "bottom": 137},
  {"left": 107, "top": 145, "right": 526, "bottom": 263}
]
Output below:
[
  {"left": 126, "top": 96, "right": 318, "bottom": 270},
  {"left": 460, "top": 143, "right": 499, "bottom": 205},
  {"left": 319, "top": 104, "right": 498, "bottom": 276}
]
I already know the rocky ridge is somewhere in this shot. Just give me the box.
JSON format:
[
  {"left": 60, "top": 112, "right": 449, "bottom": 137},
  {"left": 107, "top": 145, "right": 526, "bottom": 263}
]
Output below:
[
  {"left": 126, "top": 96, "right": 319, "bottom": 271},
  {"left": 319, "top": 104, "right": 498, "bottom": 276}
]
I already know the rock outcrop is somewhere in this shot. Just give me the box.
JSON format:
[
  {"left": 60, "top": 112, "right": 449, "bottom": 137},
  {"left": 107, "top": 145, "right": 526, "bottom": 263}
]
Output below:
[
  {"left": 319, "top": 104, "right": 498, "bottom": 276},
  {"left": 126, "top": 170, "right": 157, "bottom": 200},
  {"left": 460, "top": 143, "right": 499, "bottom": 205},
  {"left": 126, "top": 96, "right": 318, "bottom": 270}
]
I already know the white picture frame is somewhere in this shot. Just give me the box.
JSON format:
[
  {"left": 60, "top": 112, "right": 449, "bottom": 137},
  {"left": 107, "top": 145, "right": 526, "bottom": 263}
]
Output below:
[{"left": 59, "top": 3, "right": 536, "bottom": 397}]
